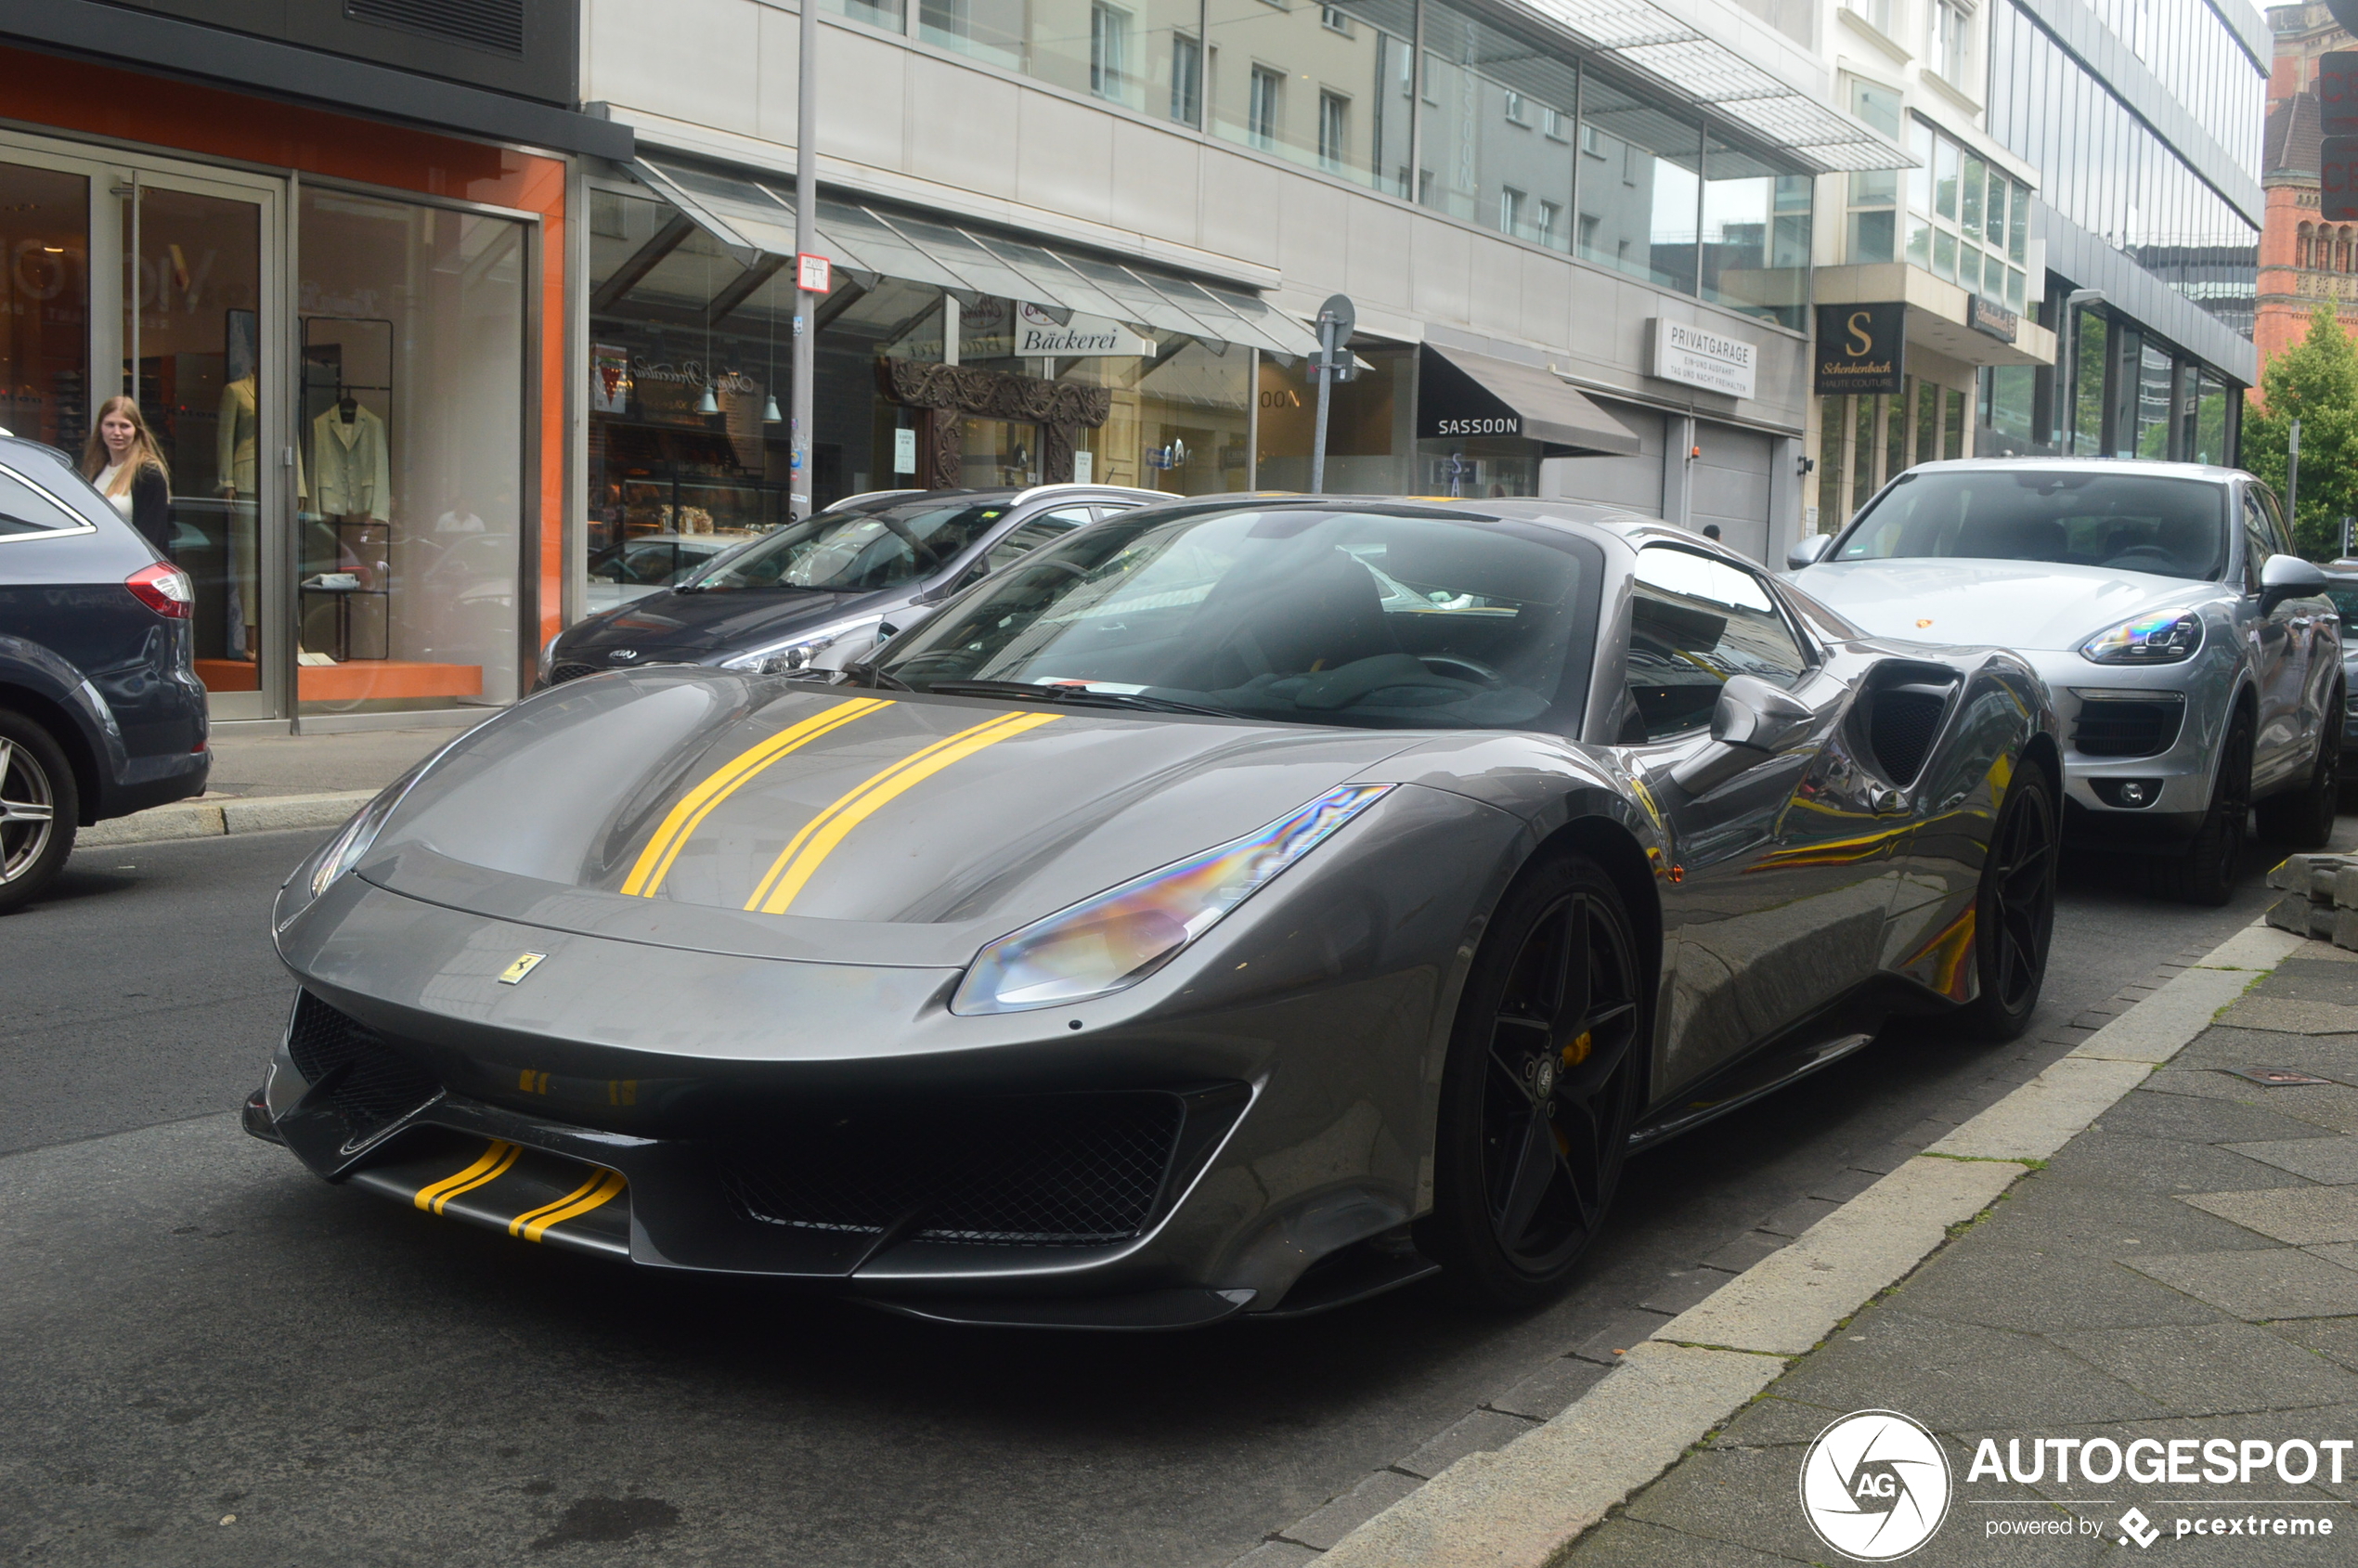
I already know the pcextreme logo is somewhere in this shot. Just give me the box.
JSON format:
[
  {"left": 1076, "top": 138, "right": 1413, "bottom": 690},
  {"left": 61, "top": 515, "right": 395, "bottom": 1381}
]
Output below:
[{"left": 1800, "top": 1410, "right": 1953, "bottom": 1561}]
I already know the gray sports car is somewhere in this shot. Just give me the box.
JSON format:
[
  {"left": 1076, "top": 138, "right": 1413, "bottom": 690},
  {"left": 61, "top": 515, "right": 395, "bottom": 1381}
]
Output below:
[{"left": 250, "top": 498, "right": 2060, "bottom": 1328}]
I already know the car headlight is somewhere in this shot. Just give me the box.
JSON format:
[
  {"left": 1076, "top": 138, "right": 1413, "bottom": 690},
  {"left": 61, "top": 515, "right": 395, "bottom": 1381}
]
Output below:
[
  {"left": 2079, "top": 611, "right": 2204, "bottom": 665},
  {"left": 951, "top": 783, "right": 1393, "bottom": 1016},
  {"left": 719, "top": 616, "right": 881, "bottom": 674},
  {"left": 305, "top": 758, "right": 434, "bottom": 901}
]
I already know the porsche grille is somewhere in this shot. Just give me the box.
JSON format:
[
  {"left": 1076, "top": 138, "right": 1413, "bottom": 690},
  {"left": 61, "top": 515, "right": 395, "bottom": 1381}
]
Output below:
[
  {"left": 285, "top": 991, "right": 443, "bottom": 1143},
  {"left": 716, "top": 1094, "right": 1185, "bottom": 1246}
]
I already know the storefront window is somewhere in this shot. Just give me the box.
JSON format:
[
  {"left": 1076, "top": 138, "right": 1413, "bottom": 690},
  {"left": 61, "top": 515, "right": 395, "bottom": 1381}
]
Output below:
[
  {"left": 2069, "top": 306, "right": 2106, "bottom": 455},
  {"left": 295, "top": 186, "right": 527, "bottom": 715},
  {"left": 1061, "top": 338, "right": 1251, "bottom": 494},
  {"left": 1254, "top": 343, "right": 1414, "bottom": 492},
  {"left": 2133, "top": 342, "right": 2173, "bottom": 459},
  {"left": 2192, "top": 369, "right": 2229, "bottom": 466},
  {"left": 0, "top": 162, "right": 87, "bottom": 449}
]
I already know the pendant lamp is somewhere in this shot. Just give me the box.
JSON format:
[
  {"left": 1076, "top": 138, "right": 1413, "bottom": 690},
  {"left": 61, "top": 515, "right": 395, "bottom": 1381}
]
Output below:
[{"left": 696, "top": 384, "right": 719, "bottom": 416}]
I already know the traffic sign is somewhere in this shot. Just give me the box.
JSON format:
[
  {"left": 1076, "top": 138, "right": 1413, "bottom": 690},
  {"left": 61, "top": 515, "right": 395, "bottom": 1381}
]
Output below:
[
  {"left": 796, "top": 252, "right": 832, "bottom": 293},
  {"left": 2325, "top": 52, "right": 2358, "bottom": 136},
  {"left": 2326, "top": 136, "right": 2358, "bottom": 221}
]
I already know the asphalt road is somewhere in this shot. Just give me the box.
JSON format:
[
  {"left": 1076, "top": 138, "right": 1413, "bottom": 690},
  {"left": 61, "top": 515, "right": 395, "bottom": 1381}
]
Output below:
[{"left": 0, "top": 821, "right": 2339, "bottom": 1567}]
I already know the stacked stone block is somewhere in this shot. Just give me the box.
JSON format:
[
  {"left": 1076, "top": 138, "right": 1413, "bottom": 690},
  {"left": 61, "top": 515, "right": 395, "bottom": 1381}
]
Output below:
[{"left": 2263, "top": 852, "right": 2358, "bottom": 945}]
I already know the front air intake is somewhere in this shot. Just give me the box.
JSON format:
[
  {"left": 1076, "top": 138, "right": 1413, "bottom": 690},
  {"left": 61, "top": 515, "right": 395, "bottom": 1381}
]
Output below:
[
  {"left": 1868, "top": 680, "right": 1955, "bottom": 784},
  {"left": 285, "top": 991, "right": 444, "bottom": 1146},
  {"left": 717, "top": 1093, "right": 1186, "bottom": 1246}
]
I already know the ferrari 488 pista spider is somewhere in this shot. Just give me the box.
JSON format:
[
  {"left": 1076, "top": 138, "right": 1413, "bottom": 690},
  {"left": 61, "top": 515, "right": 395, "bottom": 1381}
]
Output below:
[{"left": 251, "top": 497, "right": 2059, "bottom": 1328}]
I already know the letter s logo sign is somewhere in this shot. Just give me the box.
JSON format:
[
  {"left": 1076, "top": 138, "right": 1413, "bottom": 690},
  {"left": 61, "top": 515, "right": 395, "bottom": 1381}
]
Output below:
[{"left": 1846, "top": 311, "right": 1875, "bottom": 357}]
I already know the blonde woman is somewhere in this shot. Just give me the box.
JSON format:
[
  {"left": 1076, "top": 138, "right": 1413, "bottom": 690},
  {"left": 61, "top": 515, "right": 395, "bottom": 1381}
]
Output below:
[{"left": 81, "top": 396, "right": 172, "bottom": 552}]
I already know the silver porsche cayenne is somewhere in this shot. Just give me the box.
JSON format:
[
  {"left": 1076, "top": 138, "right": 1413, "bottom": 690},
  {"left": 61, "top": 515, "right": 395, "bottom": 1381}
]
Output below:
[{"left": 1788, "top": 459, "right": 2341, "bottom": 903}]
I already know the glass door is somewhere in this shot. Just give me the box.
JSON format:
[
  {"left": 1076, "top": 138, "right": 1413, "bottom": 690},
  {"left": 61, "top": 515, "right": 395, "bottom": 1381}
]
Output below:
[
  {"left": 118, "top": 167, "right": 285, "bottom": 720},
  {"left": 0, "top": 156, "right": 93, "bottom": 452}
]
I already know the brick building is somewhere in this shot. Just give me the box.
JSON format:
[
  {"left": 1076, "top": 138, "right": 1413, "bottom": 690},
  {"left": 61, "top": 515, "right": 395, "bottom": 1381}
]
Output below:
[{"left": 2259, "top": 4, "right": 2358, "bottom": 387}]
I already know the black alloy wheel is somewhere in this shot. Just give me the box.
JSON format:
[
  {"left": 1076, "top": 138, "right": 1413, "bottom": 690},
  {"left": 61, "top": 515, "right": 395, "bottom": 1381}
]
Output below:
[
  {"left": 0, "top": 709, "right": 75, "bottom": 915},
  {"left": 2157, "top": 708, "right": 2254, "bottom": 907},
  {"left": 1948, "top": 763, "right": 2057, "bottom": 1042},
  {"left": 2256, "top": 684, "right": 2343, "bottom": 850},
  {"left": 1420, "top": 850, "right": 1644, "bottom": 1306}
]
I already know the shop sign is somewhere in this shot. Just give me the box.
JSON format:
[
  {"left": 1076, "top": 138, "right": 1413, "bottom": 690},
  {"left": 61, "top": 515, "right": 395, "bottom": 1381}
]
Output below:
[
  {"left": 1014, "top": 305, "right": 1155, "bottom": 357},
  {"left": 1649, "top": 320, "right": 1757, "bottom": 399},
  {"left": 1967, "top": 295, "right": 2018, "bottom": 343},
  {"left": 893, "top": 427, "right": 917, "bottom": 474},
  {"left": 1418, "top": 345, "right": 1523, "bottom": 441},
  {"left": 1814, "top": 303, "right": 1906, "bottom": 396},
  {"left": 1072, "top": 451, "right": 1094, "bottom": 483}
]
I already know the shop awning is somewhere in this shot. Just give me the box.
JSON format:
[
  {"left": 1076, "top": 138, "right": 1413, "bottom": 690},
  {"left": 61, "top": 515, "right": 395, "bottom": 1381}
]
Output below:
[
  {"left": 629, "top": 155, "right": 1324, "bottom": 358},
  {"left": 1420, "top": 345, "right": 1644, "bottom": 455}
]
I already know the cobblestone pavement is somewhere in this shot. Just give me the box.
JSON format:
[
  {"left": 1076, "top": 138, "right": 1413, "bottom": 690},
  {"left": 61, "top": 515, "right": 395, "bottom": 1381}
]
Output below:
[{"left": 1553, "top": 939, "right": 2358, "bottom": 1567}]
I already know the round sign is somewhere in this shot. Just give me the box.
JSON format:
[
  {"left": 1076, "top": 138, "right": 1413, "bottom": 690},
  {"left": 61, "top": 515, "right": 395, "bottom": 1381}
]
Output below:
[{"left": 1797, "top": 1409, "right": 1951, "bottom": 1562}]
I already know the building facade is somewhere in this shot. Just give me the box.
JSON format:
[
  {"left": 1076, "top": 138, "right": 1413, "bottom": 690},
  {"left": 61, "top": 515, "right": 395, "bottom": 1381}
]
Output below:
[
  {"left": 1977, "top": 0, "right": 2264, "bottom": 467},
  {"left": 1801, "top": 0, "right": 2059, "bottom": 527},
  {"left": 2256, "top": 4, "right": 2358, "bottom": 377},
  {"left": 0, "top": 0, "right": 626, "bottom": 729},
  {"left": 581, "top": 0, "right": 1906, "bottom": 570}
]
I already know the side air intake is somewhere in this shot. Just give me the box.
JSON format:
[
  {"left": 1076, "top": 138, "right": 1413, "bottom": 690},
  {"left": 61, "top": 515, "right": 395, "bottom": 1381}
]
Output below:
[{"left": 1868, "top": 680, "right": 1956, "bottom": 785}]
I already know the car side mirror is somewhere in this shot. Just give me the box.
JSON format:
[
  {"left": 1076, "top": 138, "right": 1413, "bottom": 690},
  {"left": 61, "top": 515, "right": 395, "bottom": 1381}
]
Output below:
[
  {"left": 1668, "top": 675, "right": 1817, "bottom": 795},
  {"left": 1785, "top": 534, "right": 1833, "bottom": 570},
  {"left": 2261, "top": 553, "right": 2328, "bottom": 616}
]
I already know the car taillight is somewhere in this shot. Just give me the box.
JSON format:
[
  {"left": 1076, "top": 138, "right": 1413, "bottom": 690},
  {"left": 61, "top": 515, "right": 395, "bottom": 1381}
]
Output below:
[{"left": 125, "top": 561, "right": 194, "bottom": 618}]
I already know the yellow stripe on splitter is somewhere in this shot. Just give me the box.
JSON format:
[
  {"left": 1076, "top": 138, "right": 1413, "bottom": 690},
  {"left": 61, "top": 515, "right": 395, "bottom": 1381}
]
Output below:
[
  {"left": 412, "top": 1140, "right": 522, "bottom": 1213},
  {"left": 508, "top": 1168, "right": 628, "bottom": 1242},
  {"left": 620, "top": 697, "right": 892, "bottom": 897},
  {"left": 745, "top": 709, "right": 1062, "bottom": 914}
]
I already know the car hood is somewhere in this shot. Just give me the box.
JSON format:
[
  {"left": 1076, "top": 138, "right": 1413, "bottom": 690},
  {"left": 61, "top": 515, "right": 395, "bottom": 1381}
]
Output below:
[
  {"left": 1794, "top": 559, "right": 2220, "bottom": 651},
  {"left": 556, "top": 585, "right": 889, "bottom": 660},
  {"left": 348, "top": 671, "right": 1424, "bottom": 968}
]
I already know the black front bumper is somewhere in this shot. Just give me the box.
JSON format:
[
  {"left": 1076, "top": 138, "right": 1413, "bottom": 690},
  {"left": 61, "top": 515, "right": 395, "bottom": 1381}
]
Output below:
[
  {"left": 248, "top": 991, "right": 1265, "bottom": 1327},
  {"left": 2061, "top": 797, "right": 2207, "bottom": 851}
]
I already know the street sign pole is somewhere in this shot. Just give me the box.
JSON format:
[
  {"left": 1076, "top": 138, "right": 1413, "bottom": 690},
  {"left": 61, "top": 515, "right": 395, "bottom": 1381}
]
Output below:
[
  {"left": 2290, "top": 418, "right": 2302, "bottom": 526},
  {"left": 1308, "top": 293, "right": 1354, "bottom": 496},
  {"left": 790, "top": 0, "right": 820, "bottom": 520}
]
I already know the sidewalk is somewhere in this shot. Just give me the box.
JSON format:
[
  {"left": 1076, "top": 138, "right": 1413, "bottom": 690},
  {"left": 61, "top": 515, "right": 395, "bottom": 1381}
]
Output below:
[
  {"left": 78, "top": 721, "right": 473, "bottom": 848},
  {"left": 1313, "top": 919, "right": 2358, "bottom": 1566}
]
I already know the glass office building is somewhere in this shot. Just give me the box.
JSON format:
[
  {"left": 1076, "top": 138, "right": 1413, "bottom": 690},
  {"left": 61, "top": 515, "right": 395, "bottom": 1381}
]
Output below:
[{"left": 1978, "top": 0, "right": 2262, "bottom": 461}]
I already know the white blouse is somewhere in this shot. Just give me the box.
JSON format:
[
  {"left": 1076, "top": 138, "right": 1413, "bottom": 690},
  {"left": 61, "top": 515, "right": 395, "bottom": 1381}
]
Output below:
[{"left": 95, "top": 462, "right": 134, "bottom": 522}]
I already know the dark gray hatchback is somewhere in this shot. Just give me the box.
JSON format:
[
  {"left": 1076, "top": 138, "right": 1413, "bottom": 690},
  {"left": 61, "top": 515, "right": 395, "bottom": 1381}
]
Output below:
[{"left": 0, "top": 436, "right": 210, "bottom": 911}]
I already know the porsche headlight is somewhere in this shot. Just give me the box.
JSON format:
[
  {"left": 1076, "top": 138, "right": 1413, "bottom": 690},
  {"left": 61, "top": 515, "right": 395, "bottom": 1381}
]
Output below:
[
  {"left": 2079, "top": 611, "right": 2204, "bottom": 665},
  {"left": 952, "top": 783, "right": 1393, "bottom": 1016},
  {"left": 719, "top": 616, "right": 880, "bottom": 675},
  {"left": 306, "top": 759, "right": 433, "bottom": 901}
]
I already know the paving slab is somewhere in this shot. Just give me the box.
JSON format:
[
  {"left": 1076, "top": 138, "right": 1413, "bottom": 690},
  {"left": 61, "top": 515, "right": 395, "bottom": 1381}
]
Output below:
[
  {"left": 2085, "top": 1084, "right": 2349, "bottom": 1146},
  {"left": 2125, "top": 1247, "right": 2358, "bottom": 1319},
  {"left": 2050, "top": 1319, "right": 2358, "bottom": 1415},
  {"left": 1272, "top": 1471, "right": 1424, "bottom": 1551},
  {"left": 2063, "top": 965, "right": 2259, "bottom": 1065},
  {"left": 1926, "top": 1058, "right": 2152, "bottom": 1160},
  {"left": 2223, "top": 1136, "right": 2358, "bottom": 1184},
  {"left": 1554, "top": 1517, "right": 1803, "bottom": 1566},
  {"left": 1313, "top": 1344, "right": 1784, "bottom": 1568},
  {"left": 1955, "top": 1166, "right": 2287, "bottom": 1254},
  {"left": 1483, "top": 1357, "right": 1609, "bottom": 1421},
  {"left": 2037, "top": 1125, "right": 2300, "bottom": 1194},
  {"left": 2269, "top": 1315, "right": 2358, "bottom": 1372},
  {"left": 2215, "top": 996, "right": 2358, "bottom": 1035},
  {"left": 1655, "top": 1157, "right": 2024, "bottom": 1358},
  {"left": 1890, "top": 1246, "right": 2228, "bottom": 1332},
  {"left": 2175, "top": 1027, "right": 2358, "bottom": 1082},
  {"left": 1393, "top": 1410, "right": 1537, "bottom": 1481},
  {"left": 2182, "top": 1186, "right": 2358, "bottom": 1245},
  {"left": 2305, "top": 1241, "right": 2358, "bottom": 1272}
]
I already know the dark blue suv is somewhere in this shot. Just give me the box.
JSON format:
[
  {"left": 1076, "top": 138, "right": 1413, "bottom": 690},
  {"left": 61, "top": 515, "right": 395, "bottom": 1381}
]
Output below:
[{"left": 0, "top": 436, "right": 210, "bottom": 912}]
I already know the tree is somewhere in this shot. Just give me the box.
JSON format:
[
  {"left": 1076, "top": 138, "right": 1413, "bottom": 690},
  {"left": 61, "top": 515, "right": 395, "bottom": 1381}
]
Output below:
[{"left": 2244, "top": 303, "right": 2358, "bottom": 559}]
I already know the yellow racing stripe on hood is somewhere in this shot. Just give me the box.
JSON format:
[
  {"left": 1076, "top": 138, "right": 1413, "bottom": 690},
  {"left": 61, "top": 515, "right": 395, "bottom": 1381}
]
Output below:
[
  {"left": 745, "top": 708, "right": 1063, "bottom": 915},
  {"left": 621, "top": 697, "right": 892, "bottom": 898}
]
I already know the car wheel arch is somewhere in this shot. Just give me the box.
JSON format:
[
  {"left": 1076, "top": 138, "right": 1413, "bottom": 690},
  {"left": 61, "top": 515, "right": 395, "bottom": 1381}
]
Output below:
[{"left": 0, "top": 681, "right": 100, "bottom": 825}]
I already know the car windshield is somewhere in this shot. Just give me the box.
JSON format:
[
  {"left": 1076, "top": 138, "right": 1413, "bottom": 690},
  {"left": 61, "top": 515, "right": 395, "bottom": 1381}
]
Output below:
[
  {"left": 1834, "top": 470, "right": 2229, "bottom": 581},
  {"left": 872, "top": 504, "right": 1598, "bottom": 732},
  {"left": 680, "top": 498, "right": 1010, "bottom": 592}
]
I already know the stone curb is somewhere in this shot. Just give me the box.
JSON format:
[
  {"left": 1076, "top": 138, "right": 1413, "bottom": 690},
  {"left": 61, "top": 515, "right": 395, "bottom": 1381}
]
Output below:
[
  {"left": 1307, "top": 916, "right": 2300, "bottom": 1567},
  {"left": 74, "top": 790, "right": 373, "bottom": 849}
]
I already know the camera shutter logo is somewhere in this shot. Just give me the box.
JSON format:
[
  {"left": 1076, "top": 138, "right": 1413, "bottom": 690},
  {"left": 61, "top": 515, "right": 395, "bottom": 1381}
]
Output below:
[{"left": 1799, "top": 1409, "right": 1952, "bottom": 1561}]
